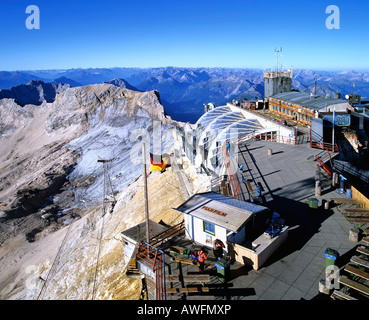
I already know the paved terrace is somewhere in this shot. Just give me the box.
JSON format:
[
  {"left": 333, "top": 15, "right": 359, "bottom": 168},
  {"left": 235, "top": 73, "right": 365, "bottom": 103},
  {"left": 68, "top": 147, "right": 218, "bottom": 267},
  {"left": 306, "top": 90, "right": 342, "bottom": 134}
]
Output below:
[{"left": 165, "top": 140, "right": 363, "bottom": 300}]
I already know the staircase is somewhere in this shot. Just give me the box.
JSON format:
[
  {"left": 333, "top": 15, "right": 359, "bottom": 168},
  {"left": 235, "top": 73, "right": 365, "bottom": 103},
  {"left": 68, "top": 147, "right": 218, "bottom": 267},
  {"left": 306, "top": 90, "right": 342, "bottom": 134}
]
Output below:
[
  {"left": 126, "top": 257, "right": 144, "bottom": 279},
  {"left": 310, "top": 141, "right": 339, "bottom": 177},
  {"left": 135, "top": 242, "right": 166, "bottom": 300}
]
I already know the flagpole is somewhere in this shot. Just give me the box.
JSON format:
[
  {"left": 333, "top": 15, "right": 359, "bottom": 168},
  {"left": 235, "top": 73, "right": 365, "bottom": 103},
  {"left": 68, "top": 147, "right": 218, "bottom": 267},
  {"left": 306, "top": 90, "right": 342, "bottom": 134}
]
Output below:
[
  {"left": 142, "top": 142, "right": 150, "bottom": 244},
  {"left": 332, "top": 106, "right": 336, "bottom": 150}
]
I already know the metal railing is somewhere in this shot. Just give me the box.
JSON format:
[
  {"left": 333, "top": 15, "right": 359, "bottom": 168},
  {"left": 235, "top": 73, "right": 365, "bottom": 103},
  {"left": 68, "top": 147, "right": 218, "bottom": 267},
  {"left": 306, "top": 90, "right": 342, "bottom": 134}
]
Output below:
[
  {"left": 310, "top": 141, "right": 339, "bottom": 153},
  {"left": 149, "top": 220, "right": 185, "bottom": 247},
  {"left": 136, "top": 242, "right": 166, "bottom": 300},
  {"left": 255, "top": 133, "right": 297, "bottom": 145},
  {"left": 332, "top": 160, "right": 369, "bottom": 184},
  {"left": 316, "top": 155, "right": 333, "bottom": 176}
]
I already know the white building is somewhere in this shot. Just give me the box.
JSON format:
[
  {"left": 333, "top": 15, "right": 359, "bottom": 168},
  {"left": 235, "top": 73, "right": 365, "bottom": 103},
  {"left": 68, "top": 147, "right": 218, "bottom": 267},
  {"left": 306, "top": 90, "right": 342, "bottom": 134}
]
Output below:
[
  {"left": 193, "top": 103, "right": 296, "bottom": 175},
  {"left": 174, "top": 192, "right": 269, "bottom": 252},
  {"left": 121, "top": 220, "right": 168, "bottom": 262}
]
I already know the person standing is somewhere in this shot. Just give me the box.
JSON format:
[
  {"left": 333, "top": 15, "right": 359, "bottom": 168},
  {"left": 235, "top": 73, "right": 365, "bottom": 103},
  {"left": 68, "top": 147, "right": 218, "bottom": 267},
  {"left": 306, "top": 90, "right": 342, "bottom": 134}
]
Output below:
[
  {"left": 213, "top": 239, "right": 225, "bottom": 260},
  {"left": 197, "top": 247, "right": 208, "bottom": 272}
]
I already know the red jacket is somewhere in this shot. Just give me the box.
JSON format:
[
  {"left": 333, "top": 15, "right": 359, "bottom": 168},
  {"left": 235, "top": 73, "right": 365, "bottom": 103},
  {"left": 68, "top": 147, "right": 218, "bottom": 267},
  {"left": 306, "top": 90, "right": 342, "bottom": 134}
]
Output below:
[{"left": 198, "top": 251, "right": 208, "bottom": 263}]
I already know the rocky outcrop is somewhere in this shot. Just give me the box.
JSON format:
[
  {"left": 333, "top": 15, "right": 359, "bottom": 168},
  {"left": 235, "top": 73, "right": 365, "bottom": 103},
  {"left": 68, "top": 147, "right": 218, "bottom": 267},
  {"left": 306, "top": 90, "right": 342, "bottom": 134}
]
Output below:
[
  {"left": 0, "top": 84, "right": 178, "bottom": 236},
  {"left": 343, "top": 130, "right": 363, "bottom": 153},
  {"left": 336, "top": 129, "right": 369, "bottom": 173},
  {"left": 0, "top": 82, "right": 216, "bottom": 301}
]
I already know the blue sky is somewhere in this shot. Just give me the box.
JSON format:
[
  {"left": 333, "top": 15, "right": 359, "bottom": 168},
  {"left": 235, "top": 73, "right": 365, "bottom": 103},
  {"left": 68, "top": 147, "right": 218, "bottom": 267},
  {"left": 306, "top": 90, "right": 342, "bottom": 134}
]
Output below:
[{"left": 0, "top": 0, "right": 368, "bottom": 71}]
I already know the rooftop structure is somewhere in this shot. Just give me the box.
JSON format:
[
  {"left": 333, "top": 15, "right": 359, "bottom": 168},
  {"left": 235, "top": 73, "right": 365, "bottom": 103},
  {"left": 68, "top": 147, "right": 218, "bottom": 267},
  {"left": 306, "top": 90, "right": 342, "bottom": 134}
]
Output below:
[
  {"left": 121, "top": 220, "right": 169, "bottom": 261},
  {"left": 176, "top": 191, "right": 268, "bottom": 233},
  {"left": 193, "top": 104, "right": 296, "bottom": 175},
  {"left": 272, "top": 91, "right": 350, "bottom": 111},
  {"left": 269, "top": 91, "right": 351, "bottom": 126},
  {"left": 264, "top": 70, "right": 293, "bottom": 99}
]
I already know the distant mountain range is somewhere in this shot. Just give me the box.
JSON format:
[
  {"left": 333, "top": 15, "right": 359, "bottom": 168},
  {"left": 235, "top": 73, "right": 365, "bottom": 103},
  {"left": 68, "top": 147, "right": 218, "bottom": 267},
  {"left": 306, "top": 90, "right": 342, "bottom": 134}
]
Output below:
[
  {"left": 0, "top": 80, "right": 70, "bottom": 106},
  {"left": 1, "top": 67, "right": 368, "bottom": 123}
]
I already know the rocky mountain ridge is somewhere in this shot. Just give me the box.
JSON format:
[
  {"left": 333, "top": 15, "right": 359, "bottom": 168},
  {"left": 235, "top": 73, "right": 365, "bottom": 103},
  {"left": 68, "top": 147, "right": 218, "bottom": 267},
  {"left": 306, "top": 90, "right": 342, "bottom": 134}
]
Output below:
[
  {"left": 0, "top": 83, "right": 178, "bottom": 237},
  {"left": 0, "top": 82, "right": 191, "bottom": 300}
]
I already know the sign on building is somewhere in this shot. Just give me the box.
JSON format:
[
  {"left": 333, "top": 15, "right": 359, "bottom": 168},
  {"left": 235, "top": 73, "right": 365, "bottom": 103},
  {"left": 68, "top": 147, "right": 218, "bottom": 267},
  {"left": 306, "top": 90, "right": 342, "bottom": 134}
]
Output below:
[{"left": 322, "top": 114, "right": 351, "bottom": 127}]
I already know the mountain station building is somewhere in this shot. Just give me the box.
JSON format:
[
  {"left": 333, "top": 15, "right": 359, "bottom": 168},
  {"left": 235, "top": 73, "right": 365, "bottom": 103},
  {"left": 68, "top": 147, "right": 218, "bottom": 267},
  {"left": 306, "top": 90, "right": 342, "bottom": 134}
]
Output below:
[{"left": 269, "top": 91, "right": 351, "bottom": 126}]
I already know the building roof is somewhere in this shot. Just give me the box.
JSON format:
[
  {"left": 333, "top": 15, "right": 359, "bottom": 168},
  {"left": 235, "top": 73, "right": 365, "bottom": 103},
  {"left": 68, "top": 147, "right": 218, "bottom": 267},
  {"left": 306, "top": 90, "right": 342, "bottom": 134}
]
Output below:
[
  {"left": 175, "top": 192, "right": 268, "bottom": 233},
  {"left": 271, "top": 91, "right": 349, "bottom": 111},
  {"left": 121, "top": 220, "right": 169, "bottom": 243},
  {"left": 195, "top": 106, "right": 264, "bottom": 167}
]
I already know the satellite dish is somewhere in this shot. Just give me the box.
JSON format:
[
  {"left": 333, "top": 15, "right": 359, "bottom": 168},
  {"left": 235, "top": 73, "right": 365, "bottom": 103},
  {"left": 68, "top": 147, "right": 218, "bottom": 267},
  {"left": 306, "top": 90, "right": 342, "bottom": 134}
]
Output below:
[{"left": 345, "top": 94, "right": 350, "bottom": 100}]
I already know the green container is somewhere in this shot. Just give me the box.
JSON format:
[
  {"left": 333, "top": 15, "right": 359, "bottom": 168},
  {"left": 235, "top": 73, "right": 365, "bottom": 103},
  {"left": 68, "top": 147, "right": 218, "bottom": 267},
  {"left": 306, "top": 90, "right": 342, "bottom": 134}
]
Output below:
[
  {"left": 308, "top": 198, "right": 319, "bottom": 209},
  {"left": 183, "top": 249, "right": 191, "bottom": 258},
  {"left": 324, "top": 248, "right": 339, "bottom": 269},
  {"left": 215, "top": 258, "right": 231, "bottom": 283}
]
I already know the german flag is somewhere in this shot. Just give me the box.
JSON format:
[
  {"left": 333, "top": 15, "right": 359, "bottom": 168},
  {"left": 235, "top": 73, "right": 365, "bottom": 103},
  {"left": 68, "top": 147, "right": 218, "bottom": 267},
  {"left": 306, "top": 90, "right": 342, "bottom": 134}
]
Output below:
[{"left": 150, "top": 153, "right": 169, "bottom": 172}]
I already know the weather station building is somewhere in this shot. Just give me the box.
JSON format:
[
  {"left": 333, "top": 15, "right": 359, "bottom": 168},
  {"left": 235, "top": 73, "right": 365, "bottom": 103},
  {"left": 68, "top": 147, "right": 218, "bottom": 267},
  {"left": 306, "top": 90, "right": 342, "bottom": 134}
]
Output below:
[{"left": 264, "top": 70, "right": 293, "bottom": 99}]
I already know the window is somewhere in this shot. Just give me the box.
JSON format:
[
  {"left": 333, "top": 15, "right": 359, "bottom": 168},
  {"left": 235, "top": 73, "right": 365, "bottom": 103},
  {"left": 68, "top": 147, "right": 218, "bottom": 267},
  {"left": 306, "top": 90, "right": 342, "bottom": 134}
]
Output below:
[
  {"left": 203, "top": 220, "right": 215, "bottom": 235},
  {"left": 306, "top": 116, "right": 310, "bottom": 122},
  {"left": 274, "top": 105, "right": 277, "bottom": 111}
]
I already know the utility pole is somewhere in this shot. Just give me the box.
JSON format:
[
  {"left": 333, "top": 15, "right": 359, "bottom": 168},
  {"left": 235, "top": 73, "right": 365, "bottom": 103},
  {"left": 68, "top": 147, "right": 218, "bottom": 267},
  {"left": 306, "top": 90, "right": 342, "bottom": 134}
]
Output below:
[
  {"left": 142, "top": 142, "right": 150, "bottom": 244},
  {"left": 332, "top": 105, "right": 336, "bottom": 150}
]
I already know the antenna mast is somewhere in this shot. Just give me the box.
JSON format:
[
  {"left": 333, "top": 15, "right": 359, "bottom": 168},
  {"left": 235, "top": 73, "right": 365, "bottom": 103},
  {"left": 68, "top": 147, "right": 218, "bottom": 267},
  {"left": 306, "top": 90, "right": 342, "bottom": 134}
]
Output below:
[{"left": 275, "top": 47, "right": 282, "bottom": 75}]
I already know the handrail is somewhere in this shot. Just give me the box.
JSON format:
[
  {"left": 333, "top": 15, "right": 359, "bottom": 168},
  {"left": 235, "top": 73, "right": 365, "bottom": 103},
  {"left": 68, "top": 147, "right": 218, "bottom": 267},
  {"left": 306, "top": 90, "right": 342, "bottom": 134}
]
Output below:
[
  {"left": 316, "top": 155, "right": 333, "bottom": 176},
  {"left": 332, "top": 160, "right": 369, "bottom": 184},
  {"left": 311, "top": 141, "right": 339, "bottom": 153},
  {"left": 136, "top": 242, "right": 164, "bottom": 271},
  {"left": 149, "top": 220, "right": 185, "bottom": 247},
  {"left": 255, "top": 133, "right": 296, "bottom": 145},
  {"left": 136, "top": 241, "right": 166, "bottom": 300}
]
